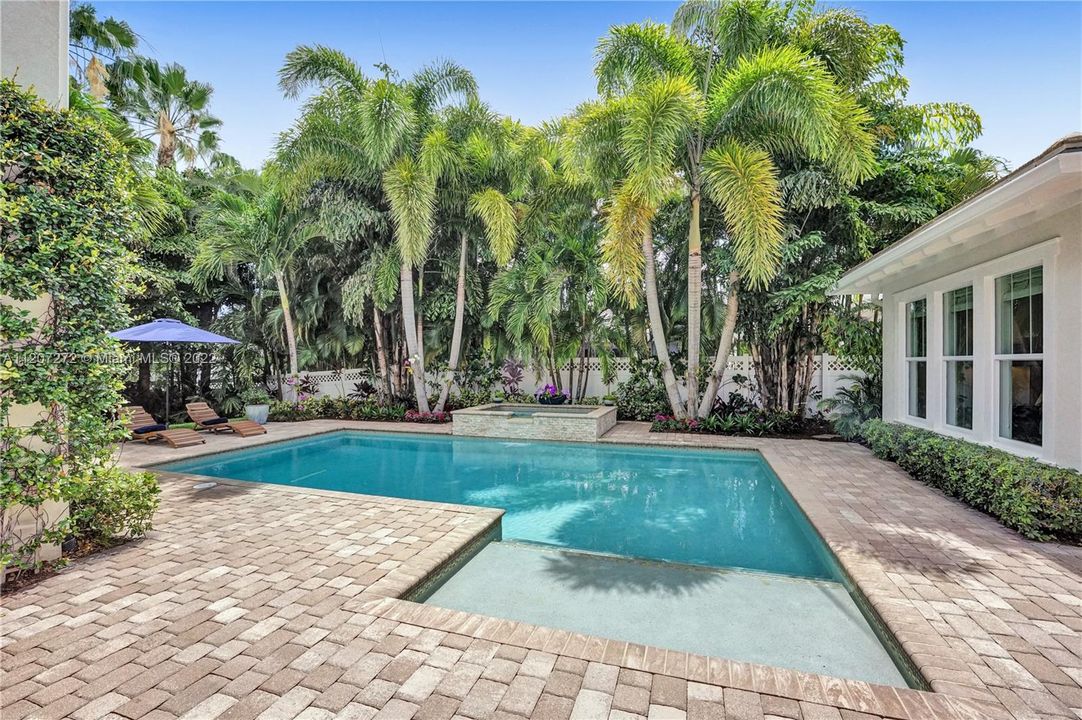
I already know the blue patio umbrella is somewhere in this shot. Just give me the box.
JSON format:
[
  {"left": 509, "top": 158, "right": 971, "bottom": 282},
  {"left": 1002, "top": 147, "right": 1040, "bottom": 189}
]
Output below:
[{"left": 110, "top": 318, "right": 239, "bottom": 423}]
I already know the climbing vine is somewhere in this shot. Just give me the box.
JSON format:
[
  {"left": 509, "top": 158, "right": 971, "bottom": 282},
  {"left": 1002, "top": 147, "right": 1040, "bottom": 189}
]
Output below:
[{"left": 1, "top": 79, "right": 158, "bottom": 573}]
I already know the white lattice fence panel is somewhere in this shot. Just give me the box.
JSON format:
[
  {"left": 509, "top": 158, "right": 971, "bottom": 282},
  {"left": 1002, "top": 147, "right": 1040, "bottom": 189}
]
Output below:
[{"left": 281, "top": 354, "right": 863, "bottom": 407}]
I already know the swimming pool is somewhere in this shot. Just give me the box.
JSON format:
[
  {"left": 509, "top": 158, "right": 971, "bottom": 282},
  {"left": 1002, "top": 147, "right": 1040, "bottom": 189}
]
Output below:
[{"left": 161, "top": 430, "right": 838, "bottom": 580}]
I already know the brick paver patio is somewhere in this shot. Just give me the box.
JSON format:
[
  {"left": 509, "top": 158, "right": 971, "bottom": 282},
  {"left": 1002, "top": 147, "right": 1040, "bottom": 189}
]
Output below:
[{"left": 1, "top": 420, "right": 1079, "bottom": 720}]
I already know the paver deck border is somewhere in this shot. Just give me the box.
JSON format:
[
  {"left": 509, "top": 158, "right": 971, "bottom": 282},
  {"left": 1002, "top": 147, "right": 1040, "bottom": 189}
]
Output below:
[
  {"left": 106, "top": 419, "right": 1082, "bottom": 719},
  {"left": 2, "top": 415, "right": 1073, "bottom": 718}
]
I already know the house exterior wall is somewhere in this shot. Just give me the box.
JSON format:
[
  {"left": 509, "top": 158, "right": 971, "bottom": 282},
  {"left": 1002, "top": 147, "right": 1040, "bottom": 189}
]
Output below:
[
  {"left": 880, "top": 208, "right": 1081, "bottom": 470},
  {"left": 0, "top": 0, "right": 69, "bottom": 109}
]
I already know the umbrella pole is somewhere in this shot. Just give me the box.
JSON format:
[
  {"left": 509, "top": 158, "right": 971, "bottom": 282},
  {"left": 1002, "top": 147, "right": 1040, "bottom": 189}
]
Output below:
[{"left": 165, "top": 343, "right": 172, "bottom": 426}]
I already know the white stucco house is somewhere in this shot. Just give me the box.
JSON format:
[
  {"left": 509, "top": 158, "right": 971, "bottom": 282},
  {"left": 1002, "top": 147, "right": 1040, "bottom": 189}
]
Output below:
[{"left": 833, "top": 134, "right": 1082, "bottom": 471}]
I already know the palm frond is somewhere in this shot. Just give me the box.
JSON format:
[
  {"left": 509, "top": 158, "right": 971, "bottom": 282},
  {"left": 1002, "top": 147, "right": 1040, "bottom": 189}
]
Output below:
[
  {"left": 360, "top": 78, "right": 416, "bottom": 169},
  {"left": 600, "top": 184, "right": 651, "bottom": 307},
  {"left": 709, "top": 44, "right": 838, "bottom": 161},
  {"left": 701, "top": 139, "right": 783, "bottom": 288},
  {"left": 595, "top": 22, "right": 695, "bottom": 96},
  {"left": 382, "top": 156, "right": 436, "bottom": 268},
  {"left": 411, "top": 59, "right": 478, "bottom": 114},
  {"left": 278, "top": 44, "right": 369, "bottom": 99},
  {"left": 621, "top": 74, "right": 702, "bottom": 205},
  {"left": 469, "top": 189, "right": 517, "bottom": 265}
]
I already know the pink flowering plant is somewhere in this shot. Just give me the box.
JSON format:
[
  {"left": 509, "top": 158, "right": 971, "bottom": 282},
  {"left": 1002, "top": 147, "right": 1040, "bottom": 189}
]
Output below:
[
  {"left": 285, "top": 374, "right": 319, "bottom": 403},
  {"left": 405, "top": 409, "right": 451, "bottom": 424}
]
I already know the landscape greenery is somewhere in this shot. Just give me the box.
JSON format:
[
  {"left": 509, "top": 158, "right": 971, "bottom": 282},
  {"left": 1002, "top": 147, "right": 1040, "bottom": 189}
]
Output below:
[
  {"left": 1, "top": 79, "right": 159, "bottom": 573},
  {"left": 56, "top": 0, "right": 1001, "bottom": 427},
  {"left": 10, "top": 0, "right": 1067, "bottom": 571}
]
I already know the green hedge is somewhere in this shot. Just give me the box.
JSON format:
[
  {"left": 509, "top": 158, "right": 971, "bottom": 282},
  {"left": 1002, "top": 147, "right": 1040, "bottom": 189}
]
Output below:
[
  {"left": 861, "top": 420, "right": 1082, "bottom": 543},
  {"left": 268, "top": 397, "right": 449, "bottom": 423},
  {"left": 2, "top": 79, "right": 158, "bottom": 571},
  {"left": 71, "top": 468, "right": 160, "bottom": 545}
]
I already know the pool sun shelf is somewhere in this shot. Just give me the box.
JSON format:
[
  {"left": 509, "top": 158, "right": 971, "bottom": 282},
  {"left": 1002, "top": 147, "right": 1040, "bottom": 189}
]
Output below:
[{"left": 451, "top": 402, "right": 617, "bottom": 442}]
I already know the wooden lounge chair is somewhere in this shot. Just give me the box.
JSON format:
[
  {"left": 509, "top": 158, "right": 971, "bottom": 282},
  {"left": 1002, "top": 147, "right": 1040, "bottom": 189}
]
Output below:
[
  {"left": 186, "top": 402, "right": 267, "bottom": 437},
  {"left": 121, "top": 406, "right": 206, "bottom": 448},
  {"left": 122, "top": 406, "right": 167, "bottom": 443}
]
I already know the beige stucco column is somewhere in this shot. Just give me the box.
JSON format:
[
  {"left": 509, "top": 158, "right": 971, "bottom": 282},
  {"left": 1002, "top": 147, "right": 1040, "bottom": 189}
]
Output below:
[{"left": 1, "top": 0, "right": 70, "bottom": 109}]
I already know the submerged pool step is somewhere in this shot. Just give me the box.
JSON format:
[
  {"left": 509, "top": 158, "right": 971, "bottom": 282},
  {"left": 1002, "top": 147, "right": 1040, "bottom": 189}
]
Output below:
[
  {"left": 495, "top": 540, "right": 844, "bottom": 586},
  {"left": 422, "top": 540, "right": 910, "bottom": 688}
]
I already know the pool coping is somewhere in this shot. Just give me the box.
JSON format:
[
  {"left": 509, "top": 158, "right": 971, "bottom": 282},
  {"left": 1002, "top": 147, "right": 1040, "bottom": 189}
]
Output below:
[{"left": 119, "top": 420, "right": 1038, "bottom": 719}]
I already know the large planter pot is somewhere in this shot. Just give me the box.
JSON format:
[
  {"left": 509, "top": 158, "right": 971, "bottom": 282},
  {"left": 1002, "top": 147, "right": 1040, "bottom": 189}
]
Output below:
[
  {"left": 245, "top": 404, "right": 270, "bottom": 424},
  {"left": 537, "top": 395, "right": 568, "bottom": 406}
]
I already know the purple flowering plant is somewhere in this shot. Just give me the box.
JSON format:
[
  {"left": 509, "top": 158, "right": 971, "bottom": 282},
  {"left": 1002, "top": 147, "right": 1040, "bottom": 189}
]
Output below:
[{"left": 535, "top": 384, "right": 568, "bottom": 400}]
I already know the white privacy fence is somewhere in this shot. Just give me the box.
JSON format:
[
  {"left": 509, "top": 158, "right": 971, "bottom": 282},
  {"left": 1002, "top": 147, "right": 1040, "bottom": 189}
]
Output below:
[{"left": 283, "top": 355, "right": 864, "bottom": 412}]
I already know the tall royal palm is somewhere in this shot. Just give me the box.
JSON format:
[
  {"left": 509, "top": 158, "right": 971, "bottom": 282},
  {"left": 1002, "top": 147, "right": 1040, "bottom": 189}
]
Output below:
[
  {"left": 278, "top": 47, "right": 478, "bottom": 412},
  {"left": 110, "top": 57, "right": 222, "bottom": 168},
  {"left": 591, "top": 0, "right": 877, "bottom": 417}
]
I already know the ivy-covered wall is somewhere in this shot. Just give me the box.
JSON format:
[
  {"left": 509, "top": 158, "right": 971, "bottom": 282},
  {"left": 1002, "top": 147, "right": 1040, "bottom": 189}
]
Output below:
[{"left": 1, "top": 78, "right": 158, "bottom": 572}]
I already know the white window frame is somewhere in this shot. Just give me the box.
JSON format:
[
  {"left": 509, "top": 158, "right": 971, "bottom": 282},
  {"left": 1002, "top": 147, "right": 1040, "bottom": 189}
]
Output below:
[
  {"left": 943, "top": 285, "right": 975, "bottom": 431},
  {"left": 892, "top": 238, "right": 1059, "bottom": 461},
  {"left": 903, "top": 297, "right": 929, "bottom": 423},
  {"left": 992, "top": 266, "right": 1046, "bottom": 452}
]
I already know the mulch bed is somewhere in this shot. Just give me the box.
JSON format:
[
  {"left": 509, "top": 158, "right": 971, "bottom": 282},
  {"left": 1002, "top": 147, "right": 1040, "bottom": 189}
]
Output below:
[{"left": 1, "top": 537, "right": 131, "bottom": 595}]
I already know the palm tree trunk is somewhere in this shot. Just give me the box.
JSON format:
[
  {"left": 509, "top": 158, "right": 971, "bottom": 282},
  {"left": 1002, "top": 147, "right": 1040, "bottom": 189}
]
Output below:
[
  {"left": 137, "top": 351, "right": 152, "bottom": 399},
  {"left": 697, "top": 272, "right": 740, "bottom": 418},
  {"left": 685, "top": 187, "right": 702, "bottom": 417},
  {"left": 436, "top": 232, "right": 468, "bottom": 412},
  {"left": 643, "top": 229, "right": 685, "bottom": 417},
  {"left": 399, "top": 264, "right": 430, "bottom": 412},
  {"left": 274, "top": 270, "right": 299, "bottom": 378},
  {"left": 373, "top": 307, "right": 392, "bottom": 401},
  {"left": 576, "top": 349, "right": 587, "bottom": 402}
]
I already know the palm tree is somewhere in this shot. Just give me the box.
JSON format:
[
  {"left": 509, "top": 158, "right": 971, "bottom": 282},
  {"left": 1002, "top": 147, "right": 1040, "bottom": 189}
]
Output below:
[
  {"left": 591, "top": 0, "right": 879, "bottom": 418},
  {"left": 191, "top": 171, "right": 322, "bottom": 377},
  {"left": 68, "top": 2, "right": 138, "bottom": 98},
  {"left": 429, "top": 108, "right": 556, "bottom": 412},
  {"left": 110, "top": 57, "right": 222, "bottom": 168},
  {"left": 278, "top": 46, "right": 479, "bottom": 412},
  {"left": 565, "top": 85, "right": 696, "bottom": 415}
]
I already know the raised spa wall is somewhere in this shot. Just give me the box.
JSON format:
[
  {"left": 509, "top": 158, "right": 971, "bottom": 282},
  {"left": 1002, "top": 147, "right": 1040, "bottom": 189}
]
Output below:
[{"left": 451, "top": 403, "right": 618, "bottom": 442}]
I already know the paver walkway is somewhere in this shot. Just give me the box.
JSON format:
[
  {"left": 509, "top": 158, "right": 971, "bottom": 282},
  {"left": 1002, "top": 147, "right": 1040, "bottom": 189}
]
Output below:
[{"left": 1, "top": 420, "right": 1078, "bottom": 720}]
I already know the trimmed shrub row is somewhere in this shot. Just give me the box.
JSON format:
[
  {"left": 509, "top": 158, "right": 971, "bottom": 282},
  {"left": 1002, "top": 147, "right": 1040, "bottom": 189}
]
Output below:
[
  {"left": 652, "top": 411, "right": 807, "bottom": 437},
  {"left": 268, "top": 397, "right": 450, "bottom": 424},
  {"left": 861, "top": 420, "right": 1081, "bottom": 543}
]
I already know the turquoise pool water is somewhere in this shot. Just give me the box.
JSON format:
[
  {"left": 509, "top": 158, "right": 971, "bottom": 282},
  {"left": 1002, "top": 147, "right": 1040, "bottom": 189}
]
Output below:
[{"left": 161, "top": 431, "right": 839, "bottom": 581}]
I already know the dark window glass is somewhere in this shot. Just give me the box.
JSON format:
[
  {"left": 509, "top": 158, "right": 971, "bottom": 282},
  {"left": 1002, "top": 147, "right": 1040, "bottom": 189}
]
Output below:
[
  {"left": 944, "top": 287, "right": 973, "bottom": 357},
  {"left": 908, "top": 361, "right": 927, "bottom": 419},
  {"left": 996, "top": 268, "right": 1043, "bottom": 355},
  {"left": 999, "top": 360, "right": 1042, "bottom": 445},
  {"left": 907, "top": 299, "right": 927, "bottom": 358},
  {"left": 946, "top": 360, "right": 973, "bottom": 429}
]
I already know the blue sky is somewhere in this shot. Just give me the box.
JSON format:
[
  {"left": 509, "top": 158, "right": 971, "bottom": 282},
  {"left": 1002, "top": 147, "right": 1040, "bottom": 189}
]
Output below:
[{"left": 95, "top": 1, "right": 1081, "bottom": 170}]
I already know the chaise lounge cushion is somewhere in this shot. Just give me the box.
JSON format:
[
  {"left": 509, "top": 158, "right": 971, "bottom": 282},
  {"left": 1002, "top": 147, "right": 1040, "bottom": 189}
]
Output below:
[
  {"left": 133, "top": 424, "right": 167, "bottom": 434},
  {"left": 201, "top": 417, "right": 229, "bottom": 426}
]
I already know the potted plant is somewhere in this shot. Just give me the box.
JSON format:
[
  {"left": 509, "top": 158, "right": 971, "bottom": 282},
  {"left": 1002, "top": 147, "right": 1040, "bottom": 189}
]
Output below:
[
  {"left": 603, "top": 393, "right": 617, "bottom": 406},
  {"left": 492, "top": 390, "right": 505, "bottom": 404},
  {"left": 240, "top": 386, "right": 272, "bottom": 424},
  {"left": 536, "top": 384, "right": 569, "bottom": 406}
]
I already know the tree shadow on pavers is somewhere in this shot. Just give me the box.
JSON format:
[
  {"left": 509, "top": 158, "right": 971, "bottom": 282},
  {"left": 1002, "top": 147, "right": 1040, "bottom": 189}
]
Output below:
[{"left": 824, "top": 454, "right": 1082, "bottom": 584}]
